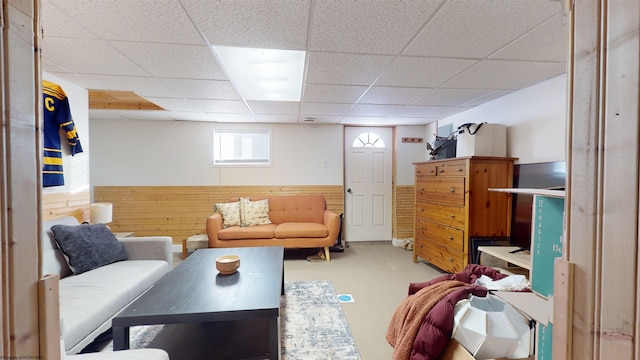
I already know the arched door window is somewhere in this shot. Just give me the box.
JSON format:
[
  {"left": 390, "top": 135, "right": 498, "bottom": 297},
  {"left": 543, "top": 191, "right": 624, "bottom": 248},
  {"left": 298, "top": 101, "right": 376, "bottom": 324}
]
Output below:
[{"left": 352, "top": 132, "right": 386, "bottom": 148}]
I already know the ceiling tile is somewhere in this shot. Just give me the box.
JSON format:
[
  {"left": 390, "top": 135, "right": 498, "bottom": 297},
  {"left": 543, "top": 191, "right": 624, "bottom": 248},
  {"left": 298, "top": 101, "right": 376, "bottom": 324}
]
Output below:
[
  {"left": 146, "top": 98, "right": 246, "bottom": 113},
  {"left": 45, "top": 0, "right": 202, "bottom": 44},
  {"left": 387, "top": 117, "right": 439, "bottom": 126},
  {"left": 208, "top": 113, "right": 257, "bottom": 123},
  {"left": 348, "top": 104, "right": 405, "bottom": 117},
  {"left": 168, "top": 112, "right": 217, "bottom": 122},
  {"left": 41, "top": 2, "right": 98, "bottom": 39},
  {"left": 442, "top": 60, "right": 561, "bottom": 89},
  {"left": 42, "top": 72, "right": 105, "bottom": 90},
  {"left": 247, "top": 101, "right": 300, "bottom": 115},
  {"left": 340, "top": 116, "right": 395, "bottom": 126},
  {"left": 505, "top": 63, "right": 566, "bottom": 90},
  {"left": 42, "top": 38, "right": 148, "bottom": 76},
  {"left": 300, "top": 103, "right": 352, "bottom": 116},
  {"left": 360, "top": 87, "right": 432, "bottom": 105},
  {"left": 413, "top": 88, "right": 495, "bottom": 106},
  {"left": 309, "top": 0, "right": 441, "bottom": 54},
  {"left": 89, "top": 109, "right": 128, "bottom": 121},
  {"left": 112, "top": 110, "right": 175, "bottom": 121},
  {"left": 376, "top": 56, "right": 477, "bottom": 88},
  {"left": 306, "top": 52, "right": 395, "bottom": 85},
  {"left": 392, "top": 105, "right": 459, "bottom": 118},
  {"left": 112, "top": 42, "right": 227, "bottom": 80},
  {"left": 254, "top": 114, "right": 299, "bottom": 123},
  {"left": 181, "top": 0, "right": 310, "bottom": 50},
  {"left": 492, "top": 15, "right": 567, "bottom": 62},
  {"left": 303, "top": 84, "right": 368, "bottom": 103},
  {"left": 79, "top": 75, "right": 179, "bottom": 98},
  {"left": 405, "top": 0, "right": 561, "bottom": 58},
  {"left": 461, "top": 90, "right": 515, "bottom": 106},
  {"left": 157, "top": 79, "right": 241, "bottom": 100}
]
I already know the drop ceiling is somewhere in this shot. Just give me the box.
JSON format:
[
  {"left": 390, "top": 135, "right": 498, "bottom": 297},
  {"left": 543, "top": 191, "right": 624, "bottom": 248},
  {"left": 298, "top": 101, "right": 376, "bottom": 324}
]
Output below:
[{"left": 40, "top": 0, "right": 567, "bottom": 126}]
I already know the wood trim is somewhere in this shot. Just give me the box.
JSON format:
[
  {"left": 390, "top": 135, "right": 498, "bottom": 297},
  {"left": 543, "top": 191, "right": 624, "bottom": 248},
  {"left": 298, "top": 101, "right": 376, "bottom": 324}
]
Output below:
[
  {"left": 38, "top": 274, "right": 60, "bottom": 360},
  {"left": 94, "top": 185, "right": 344, "bottom": 245},
  {"left": 88, "top": 90, "right": 164, "bottom": 110}
]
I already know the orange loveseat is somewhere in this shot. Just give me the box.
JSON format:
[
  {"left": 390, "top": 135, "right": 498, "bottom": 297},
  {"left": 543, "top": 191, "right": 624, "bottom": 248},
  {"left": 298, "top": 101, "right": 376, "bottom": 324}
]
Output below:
[{"left": 206, "top": 194, "right": 340, "bottom": 261}]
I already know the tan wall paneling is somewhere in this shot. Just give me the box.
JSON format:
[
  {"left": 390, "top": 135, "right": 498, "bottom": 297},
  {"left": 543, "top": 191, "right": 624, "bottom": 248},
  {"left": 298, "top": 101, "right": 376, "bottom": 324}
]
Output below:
[
  {"left": 395, "top": 185, "right": 415, "bottom": 239},
  {"left": 42, "top": 191, "right": 90, "bottom": 223},
  {"left": 94, "top": 185, "right": 344, "bottom": 245}
]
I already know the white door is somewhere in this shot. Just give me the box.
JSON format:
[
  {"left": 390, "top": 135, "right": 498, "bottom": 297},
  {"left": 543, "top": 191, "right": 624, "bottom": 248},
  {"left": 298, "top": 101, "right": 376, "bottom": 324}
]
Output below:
[{"left": 344, "top": 127, "right": 393, "bottom": 241}]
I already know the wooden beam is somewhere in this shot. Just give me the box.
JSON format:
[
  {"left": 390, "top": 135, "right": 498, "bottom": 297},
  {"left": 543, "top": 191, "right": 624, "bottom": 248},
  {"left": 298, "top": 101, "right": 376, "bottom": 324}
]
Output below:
[{"left": 88, "top": 90, "right": 164, "bottom": 110}]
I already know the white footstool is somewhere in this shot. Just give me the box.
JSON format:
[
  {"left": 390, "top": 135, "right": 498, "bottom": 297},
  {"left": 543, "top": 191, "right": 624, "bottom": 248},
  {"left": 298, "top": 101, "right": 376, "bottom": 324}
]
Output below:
[{"left": 181, "top": 234, "right": 208, "bottom": 259}]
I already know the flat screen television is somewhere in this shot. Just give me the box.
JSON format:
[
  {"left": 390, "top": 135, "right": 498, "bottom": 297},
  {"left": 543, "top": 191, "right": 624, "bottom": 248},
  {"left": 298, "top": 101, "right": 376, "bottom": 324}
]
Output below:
[{"left": 510, "top": 161, "right": 566, "bottom": 251}]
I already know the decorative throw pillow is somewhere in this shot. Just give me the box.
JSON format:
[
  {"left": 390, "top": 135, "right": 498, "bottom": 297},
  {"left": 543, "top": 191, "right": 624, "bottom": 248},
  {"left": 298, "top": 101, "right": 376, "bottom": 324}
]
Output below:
[
  {"left": 240, "top": 198, "right": 272, "bottom": 227},
  {"left": 214, "top": 202, "right": 241, "bottom": 228},
  {"left": 50, "top": 224, "right": 128, "bottom": 275}
]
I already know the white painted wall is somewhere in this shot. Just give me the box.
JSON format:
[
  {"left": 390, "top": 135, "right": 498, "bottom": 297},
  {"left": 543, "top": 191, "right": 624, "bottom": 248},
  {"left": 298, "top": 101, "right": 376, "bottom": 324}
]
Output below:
[
  {"left": 42, "top": 72, "right": 90, "bottom": 194},
  {"left": 89, "top": 121, "right": 344, "bottom": 186},
  {"left": 439, "top": 74, "right": 567, "bottom": 164},
  {"left": 396, "top": 125, "right": 433, "bottom": 185},
  {"left": 88, "top": 75, "right": 566, "bottom": 191}
]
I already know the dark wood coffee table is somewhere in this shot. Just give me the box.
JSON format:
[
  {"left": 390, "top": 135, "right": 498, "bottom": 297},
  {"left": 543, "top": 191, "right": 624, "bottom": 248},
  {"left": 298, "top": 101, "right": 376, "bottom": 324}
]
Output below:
[{"left": 112, "top": 246, "right": 284, "bottom": 359}]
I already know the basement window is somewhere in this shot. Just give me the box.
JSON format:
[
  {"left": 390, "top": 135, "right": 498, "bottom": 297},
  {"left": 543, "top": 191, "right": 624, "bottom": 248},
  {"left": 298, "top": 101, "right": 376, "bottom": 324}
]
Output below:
[{"left": 213, "top": 129, "right": 271, "bottom": 166}]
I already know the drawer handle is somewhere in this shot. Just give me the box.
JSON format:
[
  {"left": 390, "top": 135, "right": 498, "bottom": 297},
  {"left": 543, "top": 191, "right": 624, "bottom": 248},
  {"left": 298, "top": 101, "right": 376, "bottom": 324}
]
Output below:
[
  {"left": 417, "top": 170, "right": 422, "bottom": 174},
  {"left": 456, "top": 168, "right": 463, "bottom": 172},
  {"left": 449, "top": 188, "right": 455, "bottom": 193},
  {"left": 429, "top": 169, "right": 435, "bottom": 173},
  {"left": 419, "top": 244, "right": 424, "bottom": 248},
  {"left": 439, "top": 169, "right": 445, "bottom": 173},
  {"left": 448, "top": 257, "right": 454, "bottom": 262},
  {"left": 450, "top": 214, "right": 455, "bottom": 219},
  {"left": 420, "top": 208, "right": 424, "bottom": 212},
  {"left": 420, "top": 188, "right": 425, "bottom": 191},
  {"left": 448, "top": 236, "right": 454, "bottom": 240}
]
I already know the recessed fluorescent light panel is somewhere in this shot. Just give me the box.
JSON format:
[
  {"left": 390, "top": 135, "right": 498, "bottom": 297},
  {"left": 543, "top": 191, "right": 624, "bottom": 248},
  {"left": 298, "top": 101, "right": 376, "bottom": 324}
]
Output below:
[{"left": 212, "top": 46, "right": 305, "bottom": 102}]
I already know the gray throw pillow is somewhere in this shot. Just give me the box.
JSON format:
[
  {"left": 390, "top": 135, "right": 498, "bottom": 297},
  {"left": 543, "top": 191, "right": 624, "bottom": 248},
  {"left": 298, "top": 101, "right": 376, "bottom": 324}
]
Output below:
[{"left": 51, "top": 224, "right": 128, "bottom": 275}]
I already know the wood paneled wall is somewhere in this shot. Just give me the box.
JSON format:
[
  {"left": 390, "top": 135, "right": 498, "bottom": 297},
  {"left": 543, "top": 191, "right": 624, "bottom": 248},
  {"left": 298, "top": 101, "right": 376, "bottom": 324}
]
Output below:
[
  {"left": 94, "top": 185, "right": 345, "bottom": 245},
  {"left": 42, "top": 191, "right": 90, "bottom": 223},
  {"left": 394, "top": 185, "right": 415, "bottom": 239}
]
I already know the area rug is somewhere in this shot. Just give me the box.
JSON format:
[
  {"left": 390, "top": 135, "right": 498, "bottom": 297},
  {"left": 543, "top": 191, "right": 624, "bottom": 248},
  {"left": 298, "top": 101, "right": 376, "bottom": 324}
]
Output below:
[{"left": 100, "top": 280, "right": 361, "bottom": 359}]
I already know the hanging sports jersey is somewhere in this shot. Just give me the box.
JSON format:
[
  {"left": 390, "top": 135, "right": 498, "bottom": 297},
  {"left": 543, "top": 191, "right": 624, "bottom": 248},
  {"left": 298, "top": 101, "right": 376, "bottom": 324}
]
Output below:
[{"left": 42, "top": 80, "right": 83, "bottom": 187}]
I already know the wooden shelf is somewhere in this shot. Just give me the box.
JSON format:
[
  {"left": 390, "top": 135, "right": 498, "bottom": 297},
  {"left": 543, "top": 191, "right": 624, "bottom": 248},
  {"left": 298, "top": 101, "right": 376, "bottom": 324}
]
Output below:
[
  {"left": 488, "top": 187, "right": 565, "bottom": 198},
  {"left": 477, "top": 246, "right": 531, "bottom": 270},
  {"left": 494, "top": 291, "right": 551, "bottom": 326}
]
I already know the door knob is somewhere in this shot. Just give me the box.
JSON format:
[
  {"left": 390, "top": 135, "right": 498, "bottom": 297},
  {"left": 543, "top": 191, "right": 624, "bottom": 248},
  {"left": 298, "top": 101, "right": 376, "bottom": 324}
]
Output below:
[{"left": 347, "top": 188, "right": 352, "bottom": 193}]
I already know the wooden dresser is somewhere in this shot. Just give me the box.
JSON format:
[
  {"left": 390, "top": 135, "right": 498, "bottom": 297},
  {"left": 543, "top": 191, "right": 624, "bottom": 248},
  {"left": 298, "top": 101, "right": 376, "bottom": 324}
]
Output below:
[{"left": 413, "top": 156, "right": 515, "bottom": 273}]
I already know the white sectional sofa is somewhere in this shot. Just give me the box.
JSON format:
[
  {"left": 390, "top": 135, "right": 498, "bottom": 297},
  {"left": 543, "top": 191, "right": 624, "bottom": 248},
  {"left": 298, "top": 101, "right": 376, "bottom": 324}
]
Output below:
[{"left": 42, "top": 216, "right": 173, "bottom": 354}]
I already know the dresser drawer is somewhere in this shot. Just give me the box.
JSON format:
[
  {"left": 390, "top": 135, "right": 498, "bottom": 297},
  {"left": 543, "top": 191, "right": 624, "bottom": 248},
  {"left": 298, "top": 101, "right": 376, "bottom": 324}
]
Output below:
[
  {"left": 418, "top": 177, "right": 465, "bottom": 205},
  {"left": 416, "top": 218, "right": 464, "bottom": 252},
  {"left": 415, "top": 236, "right": 465, "bottom": 273},
  {"left": 416, "top": 201, "right": 465, "bottom": 228},
  {"left": 435, "top": 162, "right": 466, "bottom": 177},
  {"left": 415, "top": 163, "right": 438, "bottom": 177}
]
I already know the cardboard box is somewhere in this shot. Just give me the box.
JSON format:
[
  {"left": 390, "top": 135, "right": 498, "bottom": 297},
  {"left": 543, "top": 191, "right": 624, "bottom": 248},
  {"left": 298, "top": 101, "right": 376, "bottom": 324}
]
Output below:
[
  {"left": 530, "top": 195, "right": 564, "bottom": 298},
  {"left": 456, "top": 123, "right": 506, "bottom": 157}
]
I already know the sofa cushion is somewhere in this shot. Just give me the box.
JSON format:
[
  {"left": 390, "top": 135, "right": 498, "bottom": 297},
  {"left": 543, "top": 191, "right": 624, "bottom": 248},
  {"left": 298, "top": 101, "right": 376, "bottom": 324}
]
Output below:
[
  {"left": 274, "top": 222, "right": 329, "bottom": 238},
  {"left": 240, "top": 198, "right": 272, "bottom": 227},
  {"left": 51, "top": 224, "right": 128, "bottom": 275},
  {"left": 218, "top": 224, "right": 277, "bottom": 240},
  {"left": 59, "top": 259, "right": 169, "bottom": 351},
  {"left": 214, "top": 202, "right": 242, "bottom": 228},
  {"left": 267, "top": 195, "right": 326, "bottom": 224}
]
